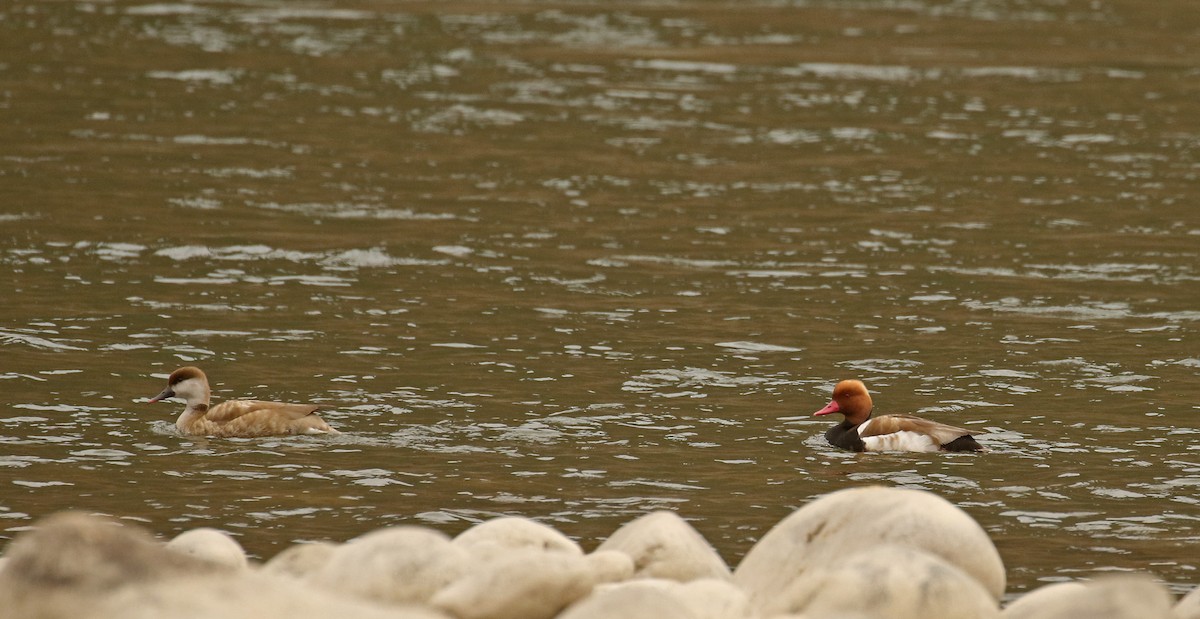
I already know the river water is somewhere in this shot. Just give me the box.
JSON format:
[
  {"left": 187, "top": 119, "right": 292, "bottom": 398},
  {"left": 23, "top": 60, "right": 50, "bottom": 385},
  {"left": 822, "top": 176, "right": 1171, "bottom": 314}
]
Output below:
[{"left": 3, "top": 0, "right": 1200, "bottom": 598}]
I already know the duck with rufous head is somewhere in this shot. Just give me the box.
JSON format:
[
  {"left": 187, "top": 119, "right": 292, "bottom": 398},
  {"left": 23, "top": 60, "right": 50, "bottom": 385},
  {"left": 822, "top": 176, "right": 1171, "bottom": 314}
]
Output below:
[{"left": 814, "top": 379, "right": 983, "bottom": 452}]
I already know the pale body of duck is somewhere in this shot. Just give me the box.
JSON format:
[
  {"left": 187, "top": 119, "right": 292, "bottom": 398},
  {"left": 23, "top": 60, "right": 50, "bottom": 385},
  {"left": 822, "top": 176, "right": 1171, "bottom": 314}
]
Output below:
[
  {"left": 148, "top": 366, "right": 339, "bottom": 438},
  {"left": 813, "top": 379, "right": 982, "bottom": 452}
]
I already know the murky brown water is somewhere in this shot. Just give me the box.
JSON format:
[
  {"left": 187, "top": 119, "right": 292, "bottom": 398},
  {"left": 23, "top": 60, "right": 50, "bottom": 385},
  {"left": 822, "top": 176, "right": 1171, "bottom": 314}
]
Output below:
[{"left": 3, "top": 0, "right": 1200, "bottom": 597}]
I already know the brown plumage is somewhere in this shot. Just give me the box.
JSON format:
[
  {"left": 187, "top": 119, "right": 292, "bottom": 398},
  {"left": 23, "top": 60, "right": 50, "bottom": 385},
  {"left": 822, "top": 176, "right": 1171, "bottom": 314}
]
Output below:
[
  {"left": 813, "top": 379, "right": 983, "bottom": 453},
  {"left": 147, "top": 366, "right": 339, "bottom": 438}
]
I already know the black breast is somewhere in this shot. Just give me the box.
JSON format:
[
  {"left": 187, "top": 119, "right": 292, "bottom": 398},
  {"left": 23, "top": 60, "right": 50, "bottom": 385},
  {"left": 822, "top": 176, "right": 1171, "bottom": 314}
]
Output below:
[{"left": 825, "top": 420, "right": 866, "bottom": 452}]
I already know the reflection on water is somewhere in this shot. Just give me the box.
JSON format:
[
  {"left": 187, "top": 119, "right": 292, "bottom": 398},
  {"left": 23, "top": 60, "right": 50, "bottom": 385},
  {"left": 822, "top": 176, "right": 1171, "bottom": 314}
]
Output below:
[{"left": 3, "top": 0, "right": 1200, "bottom": 596}]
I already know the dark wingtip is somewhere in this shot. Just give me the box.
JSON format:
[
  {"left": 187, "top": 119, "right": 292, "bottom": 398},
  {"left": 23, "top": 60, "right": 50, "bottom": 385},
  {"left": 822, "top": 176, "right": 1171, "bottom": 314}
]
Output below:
[{"left": 942, "top": 435, "right": 985, "bottom": 452}]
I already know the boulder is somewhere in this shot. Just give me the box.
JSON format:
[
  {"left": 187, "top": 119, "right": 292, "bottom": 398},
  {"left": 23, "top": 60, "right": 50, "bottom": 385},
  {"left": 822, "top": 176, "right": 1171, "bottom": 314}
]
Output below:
[
  {"left": 1175, "top": 583, "right": 1200, "bottom": 619},
  {"left": 0, "top": 512, "right": 433, "bottom": 619},
  {"left": 430, "top": 549, "right": 596, "bottom": 619},
  {"left": 452, "top": 516, "right": 582, "bottom": 561},
  {"left": 596, "top": 511, "right": 730, "bottom": 582},
  {"left": 308, "top": 525, "right": 469, "bottom": 606},
  {"left": 999, "top": 575, "right": 1172, "bottom": 619},
  {"left": 770, "top": 545, "right": 999, "bottom": 619},
  {"left": 262, "top": 541, "right": 339, "bottom": 579},
  {"left": 734, "top": 486, "right": 1005, "bottom": 614},
  {"left": 165, "top": 527, "right": 249, "bottom": 571}
]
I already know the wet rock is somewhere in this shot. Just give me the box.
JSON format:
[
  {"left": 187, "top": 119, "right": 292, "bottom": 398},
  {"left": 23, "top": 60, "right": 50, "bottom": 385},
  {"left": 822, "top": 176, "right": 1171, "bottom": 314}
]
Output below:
[
  {"left": 595, "top": 510, "right": 731, "bottom": 582},
  {"left": 734, "top": 485, "right": 1005, "bottom": 614},
  {"left": 999, "top": 575, "right": 1172, "bottom": 619},
  {"left": 165, "top": 527, "right": 249, "bottom": 571},
  {"left": 452, "top": 516, "right": 582, "bottom": 561},
  {"left": 308, "top": 525, "right": 469, "bottom": 606}
]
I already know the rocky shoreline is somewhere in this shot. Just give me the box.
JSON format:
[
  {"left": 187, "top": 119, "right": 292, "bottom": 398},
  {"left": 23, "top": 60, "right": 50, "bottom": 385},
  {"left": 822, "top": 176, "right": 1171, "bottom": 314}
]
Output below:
[{"left": 0, "top": 486, "right": 1195, "bottom": 619}]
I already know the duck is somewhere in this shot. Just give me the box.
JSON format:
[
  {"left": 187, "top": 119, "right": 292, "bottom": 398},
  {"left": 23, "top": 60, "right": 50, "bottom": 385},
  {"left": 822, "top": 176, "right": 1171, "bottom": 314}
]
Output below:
[
  {"left": 147, "top": 366, "right": 339, "bottom": 437},
  {"left": 813, "top": 379, "right": 983, "bottom": 452}
]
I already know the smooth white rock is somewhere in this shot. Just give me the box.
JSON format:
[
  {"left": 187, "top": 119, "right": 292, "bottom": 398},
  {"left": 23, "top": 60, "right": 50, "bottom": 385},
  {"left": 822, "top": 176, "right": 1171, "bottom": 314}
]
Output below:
[
  {"left": 0, "top": 512, "right": 440, "bottom": 619},
  {"left": 100, "top": 570, "right": 450, "bottom": 619},
  {"left": 452, "top": 516, "right": 582, "bottom": 561},
  {"left": 1001, "top": 582, "right": 1088, "bottom": 619},
  {"left": 588, "top": 578, "right": 753, "bottom": 619},
  {"left": 677, "top": 578, "right": 754, "bottom": 619},
  {"left": 998, "top": 575, "right": 1172, "bottom": 619},
  {"left": 734, "top": 485, "right": 1005, "bottom": 612},
  {"left": 430, "top": 549, "right": 597, "bottom": 619},
  {"left": 308, "top": 525, "right": 469, "bottom": 606},
  {"left": 583, "top": 550, "right": 636, "bottom": 584},
  {"left": 1175, "top": 584, "right": 1200, "bottom": 619},
  {"left": 557, "top": 580, "right": 700, "bottom": 619},
  {"left": 595, "top": 510, "right": 731, "bottom": 582},
  {"left": 775, "top": 545, "right": 999, "bottom": 619},
  {"left": 166, "top": 527, "right": 249, "bottom": 571},
  {"left": 0, "top": 511, "right": 219, "bottom": 618},
  {"left": 262, "top": 541, "right": 339, "bottom": 579}
]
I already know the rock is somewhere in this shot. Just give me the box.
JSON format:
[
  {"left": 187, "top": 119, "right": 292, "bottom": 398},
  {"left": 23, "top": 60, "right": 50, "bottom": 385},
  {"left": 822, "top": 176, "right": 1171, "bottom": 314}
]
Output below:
[
  {"left": 773, "top": 545, "right": 999, "bottom": 619},
  {"left": 262, "top": 541, "right": 339, "bottom": 579},
  {"left": 734, "top": 486, "right": 1005, "bottom": 613},
  {"left": 430, "top": 549, "right": 597, "bottom": 619},
  {"left": 1176, "top": 583, "right": 1200, "bottom": 619},
  {"left": 595, "top": 511, "right": 730, "bottom": 582},
  {"left": 0, "top": 512, "right": 220, "bottom": 617},
  {"left": 999, "top": 575, "right": 1172, "bottom": 619},
  {"left": 1001, "top": 582, "right": 1087, "bottom": 619},
  {"left": 0, "top": 512, "right": 434, "bottom": 619},
  {"left": 452, "top": 516, "right": 582, "bottom": 561},
  {"left": 557, "top": 580, "right": 700, "bottom": 619},
  {"left": 308, "top": 525, "right": 469, "bottom": 606},
  {"left": 166, "top": 527, "right": 249, "bottom": 571},
  {"left": 583, "top": 550, "right": 636, "bottom": 584},
  {"left": 563, "top": 578, "right": 750, "bottom": 619},
  {"left": 676, "top": 578, "right": 754, "bottom": 619},
  {"left": 102, "top": 570, "right": 451, "bottom": 619}
]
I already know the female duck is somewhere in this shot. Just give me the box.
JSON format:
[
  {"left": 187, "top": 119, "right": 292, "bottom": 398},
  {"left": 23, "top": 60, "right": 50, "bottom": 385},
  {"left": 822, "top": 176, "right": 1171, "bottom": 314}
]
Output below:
[
  {"left": 814, "top": 379, "right": 982, "bottom": 452},
  {"left": 147, "top": 366, "right": 339, "bottom": 437}
]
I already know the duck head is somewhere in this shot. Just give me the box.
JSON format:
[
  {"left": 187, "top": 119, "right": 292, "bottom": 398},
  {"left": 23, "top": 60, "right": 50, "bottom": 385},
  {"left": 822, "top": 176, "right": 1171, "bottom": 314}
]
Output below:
[
  {"left": 813, "top": 379, "right": 874, "bottom": 425},
  {"left": 148, "top": 366, "right": 210, "bottom": 406}
]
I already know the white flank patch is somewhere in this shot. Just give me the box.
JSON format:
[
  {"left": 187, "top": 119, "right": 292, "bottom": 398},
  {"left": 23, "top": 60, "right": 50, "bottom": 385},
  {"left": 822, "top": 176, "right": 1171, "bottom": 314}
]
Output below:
[{"left": 861, "top": 431, "right": 940, "bottom": 453}]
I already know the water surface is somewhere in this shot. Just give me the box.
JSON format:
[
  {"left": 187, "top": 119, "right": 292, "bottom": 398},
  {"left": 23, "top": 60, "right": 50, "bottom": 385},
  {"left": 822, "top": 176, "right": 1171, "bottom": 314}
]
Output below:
[{"left": 3, "top": 0, "right": 1200, "bottom": 596}]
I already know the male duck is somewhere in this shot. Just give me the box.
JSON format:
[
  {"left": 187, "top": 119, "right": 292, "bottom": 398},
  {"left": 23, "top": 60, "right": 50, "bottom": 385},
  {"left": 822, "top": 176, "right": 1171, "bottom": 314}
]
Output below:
[
  {"left": 814, "top": 379, "right": 983, "bottom": 452},
  {"left": 147, "top": 366, "right": 339, "bottom": 437}
]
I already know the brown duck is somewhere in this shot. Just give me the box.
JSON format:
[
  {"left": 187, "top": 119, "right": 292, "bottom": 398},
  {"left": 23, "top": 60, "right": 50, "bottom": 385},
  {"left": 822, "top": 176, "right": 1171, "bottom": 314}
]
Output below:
[{"left": 147, "top": 366, "right": 339, "bottom": 437}]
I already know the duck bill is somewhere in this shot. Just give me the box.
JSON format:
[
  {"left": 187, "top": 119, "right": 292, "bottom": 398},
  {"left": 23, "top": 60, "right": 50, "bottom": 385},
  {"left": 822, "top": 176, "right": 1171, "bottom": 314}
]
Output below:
[
  {"left": 813, "top": 400, "right": 840, "bottom": 416},
  {"left": 147, "top": 387, "right": 175, "bottom": 403}
]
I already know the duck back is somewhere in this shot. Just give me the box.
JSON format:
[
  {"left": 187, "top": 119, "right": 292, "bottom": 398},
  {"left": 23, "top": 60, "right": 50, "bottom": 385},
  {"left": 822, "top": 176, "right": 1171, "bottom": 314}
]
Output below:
[{"left": 180, "top": 400, "right": 338, "bottom": 438}]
